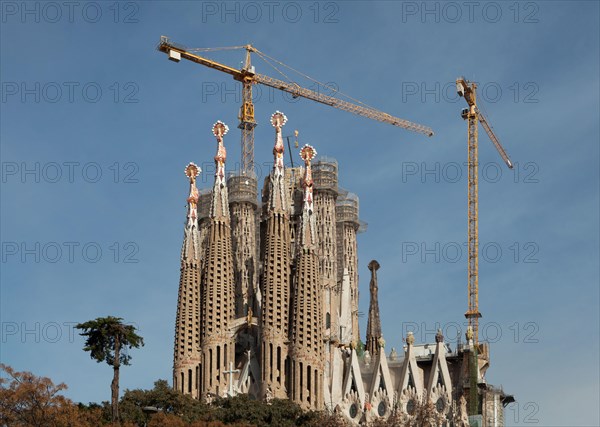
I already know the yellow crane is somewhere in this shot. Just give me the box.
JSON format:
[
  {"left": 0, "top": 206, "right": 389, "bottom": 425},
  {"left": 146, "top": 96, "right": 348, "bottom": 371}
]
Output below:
[
  {"left": 456, "top": 77, "right": 513, "bottom": 346},
  {"left": 157, "top": 36, "right": 434, "bottom": 174}
]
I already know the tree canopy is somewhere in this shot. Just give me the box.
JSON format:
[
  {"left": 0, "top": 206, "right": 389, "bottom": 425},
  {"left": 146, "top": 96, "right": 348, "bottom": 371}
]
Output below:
[{"left": 76, "top": 316, "right": 144, "bottom": 367}]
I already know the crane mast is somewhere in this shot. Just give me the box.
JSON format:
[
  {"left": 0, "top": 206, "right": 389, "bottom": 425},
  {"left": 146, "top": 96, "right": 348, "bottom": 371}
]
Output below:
[
  {"left": 239, "top": 46, "right": 257, "bottom": 175},
  {"left": 457, "top": 77, "right": 513, "bottom": 346},
  {"left": 157, "top": 36, "right": 434, "bottom": 174}
]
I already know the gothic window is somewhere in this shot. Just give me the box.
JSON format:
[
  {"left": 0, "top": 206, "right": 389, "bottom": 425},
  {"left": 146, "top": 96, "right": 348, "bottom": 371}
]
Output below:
[
  {"left": 436, "top": 397, "right": 445, "bottom": 413},
  {"left": 349, "top": 403, "right": 358, "bottom": 418}
]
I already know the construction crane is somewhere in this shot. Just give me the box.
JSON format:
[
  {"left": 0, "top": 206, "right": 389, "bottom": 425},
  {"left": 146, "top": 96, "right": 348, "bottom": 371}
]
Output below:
[
  {"left": 456, "top": 77, "right": 513, "bottom": 346},
  {"left": 157, "top": 36, "right": 434, "bottom": 174}
]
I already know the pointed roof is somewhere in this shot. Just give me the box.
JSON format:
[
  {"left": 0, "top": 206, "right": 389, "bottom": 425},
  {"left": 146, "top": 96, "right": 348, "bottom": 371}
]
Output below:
[
  {"left": 368, "top": 346, "right": 394, "bottom": 399},
  {"left": 209, "top": 120, "right": 230, "bottom": 222},
  {"left": 181, "top": 162, "right": 202, "bottom": 262},
  {"left": 397, "top": 332, "right": 425, "bottom": 398},
  {"left": 342, "top": 348, "right": 366, "bottom": 406},
  {"left": 426, "top": 330, "right": 453, "bottom": 401}
]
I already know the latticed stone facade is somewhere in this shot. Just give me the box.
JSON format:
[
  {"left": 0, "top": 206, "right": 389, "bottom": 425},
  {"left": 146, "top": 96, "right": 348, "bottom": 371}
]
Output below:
[
  {"left": 171, "top": 113, "right": 513, "bottom": 426},
  {"left": 228, "top": 175, "right": 258, "bottom": 317}
]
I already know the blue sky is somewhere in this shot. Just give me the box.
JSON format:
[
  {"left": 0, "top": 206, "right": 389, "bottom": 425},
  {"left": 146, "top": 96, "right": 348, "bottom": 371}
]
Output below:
[{"left": 1, "top": 1, "right": 598, "bottom": 425}]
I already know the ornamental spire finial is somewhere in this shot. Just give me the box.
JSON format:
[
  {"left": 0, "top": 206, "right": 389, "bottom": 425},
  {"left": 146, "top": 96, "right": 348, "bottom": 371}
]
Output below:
[
  {"left": 184, "top": 162, "right": 201, "bottom": 225},
  {"left": 181, "top": 162, "right": 202, "bottom": 262},
  {"left": 267, "top": 112, "right": 289, "bottom": 213},
  {"left": 210, "top": 121, "right": 230, "bottom": 221},
  {"left": 299, "top": 144, "right": 317, "bottom": 248},
  {"left": 213, "top": 121, "right": 229, "bottom": 179},
  {"left": 271, "top": 111, "right": 287, "bottom": 173}
]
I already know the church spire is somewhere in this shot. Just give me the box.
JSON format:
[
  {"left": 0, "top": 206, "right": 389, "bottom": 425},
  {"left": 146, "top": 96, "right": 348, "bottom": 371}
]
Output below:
[
  {"left": 173, "top": 162, "right": 203, "bottom": 397},
  {"left": 289, "top": 143, "right": 324, "bottom": 410},
  {"left": 200, "top": 120, "right": 236, "bottom": 399},
  {"left": 268, "top": 111, "right": 288, "bottom": 213},
  {"left": 299, "top": 144, "right": 317, "bottom": 249},
  {"left": 260, "top": 111, "right": 292, "bottom": 400},
  {"left": 366, "top": 259, "right": 382, "bottom": 356},
  {"left": 210, "top": 120, "right": 230, "bottom": 222}
]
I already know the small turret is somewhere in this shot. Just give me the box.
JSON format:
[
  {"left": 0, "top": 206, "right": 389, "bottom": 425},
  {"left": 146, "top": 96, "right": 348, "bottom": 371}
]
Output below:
[{"left": 366, "top": 260, "right": 382, "bottom": 356}]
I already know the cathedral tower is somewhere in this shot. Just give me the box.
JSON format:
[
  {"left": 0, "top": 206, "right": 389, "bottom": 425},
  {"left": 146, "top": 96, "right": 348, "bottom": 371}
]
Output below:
[
  {"left": 313, "top": 159, "right": 339, "bottom": 342},
  {"left": 173, "top": 163, "right": 202, "bottom": 398},
  {"left": 289, "top": 144, "right": 324, "bottom": 410},
  {"left": 259, "top": 112, "right": 292, "bottom": 399},
  {"left": 200, "top": 121, "right": 236, "bottom": 399},
  {"left": 228, "top": 171, "right": 258, "bottom": 317},
  {"left": 336, "top": 192, "right": 362, "bottom": 345}
]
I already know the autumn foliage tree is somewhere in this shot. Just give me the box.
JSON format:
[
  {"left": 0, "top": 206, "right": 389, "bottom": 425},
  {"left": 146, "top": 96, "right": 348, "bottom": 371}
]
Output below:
[{"left": 0, "top": 364, "right": 114, "bottom": 427}]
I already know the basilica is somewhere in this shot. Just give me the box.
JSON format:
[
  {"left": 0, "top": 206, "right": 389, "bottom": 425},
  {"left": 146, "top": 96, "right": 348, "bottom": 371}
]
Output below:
[{"left": 171, "top": 112, "right": 513, "bottom": 426}]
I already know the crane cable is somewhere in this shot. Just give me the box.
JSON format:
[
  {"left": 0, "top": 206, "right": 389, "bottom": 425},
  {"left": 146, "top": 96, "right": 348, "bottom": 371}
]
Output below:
[
  {"left": 252, "top": 48, "right": 380, "bottom": 112},
  {"left": 253, "top": 50, "right": 296, "bottom": 85},
  {"left": 187, "top": 46, "right": 247, "bottom": 52},
  {"left": 184, "top": 44, "right": 384, "bottom": 115}
]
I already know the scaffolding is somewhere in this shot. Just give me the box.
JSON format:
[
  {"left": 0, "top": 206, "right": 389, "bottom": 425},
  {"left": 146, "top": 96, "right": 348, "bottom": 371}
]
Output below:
[
  {"left": 227, "top": 172, "right": 258, "bottom": 206},
  {"left": 198, "top": 189, "right": 213, "bottom": 221},
  {"left": 312, "top": 157, "right": 339, "bottom": 194}
]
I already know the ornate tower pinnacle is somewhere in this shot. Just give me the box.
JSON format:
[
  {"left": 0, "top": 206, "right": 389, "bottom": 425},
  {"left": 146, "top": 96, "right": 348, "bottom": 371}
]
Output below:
[
  {"left": 268, "top": 111, "right": 288, "bottom": 213},
  {"left": 181, "top": 162, "right": 202, "bottom": 261},
  {"left": 366, "top": 260, "right": 382, "bottom": 356},
  {"left": 174, "top": 162, "right": 203, "bottom": 397},
  {"left": 210, "top": 121, "right": 230, "bottom": 222},
  {"left": 299, "top": 144, "right": 317, "bottom": 249},
  {"left": 289, "top": 143, "right": 324, "bottom": 410},
  {"left": 200, "top": 120, "right": 235, "bottom": 399},
  {"left": 271, "top": 110, "right": 287, "bottom": 172},
  {"left": 185, "top": 163, "right": 201, "bottom": 223},
  {"left": 260, "top": 112, "right": 292, "bottom": 400}
]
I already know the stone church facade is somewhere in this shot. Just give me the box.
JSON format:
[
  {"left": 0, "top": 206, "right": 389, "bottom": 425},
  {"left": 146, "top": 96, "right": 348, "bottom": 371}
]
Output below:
[{"left": 172, "top": 113, "right": 513, "bottom": 426}]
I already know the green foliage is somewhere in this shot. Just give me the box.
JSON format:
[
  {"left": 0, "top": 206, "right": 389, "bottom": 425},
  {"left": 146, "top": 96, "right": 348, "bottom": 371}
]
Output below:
[
  {"left": 468, "top": 349, "right": 479, "bottom": 416},
  {"left": 118, "top": 383, "right": 348, "bottom": 427},
  {"left": 210, "top": 395, "right": 301, "bottom": 426},
  {"left": 1, "top": 365, "right": 350, "bottom": 427},
  {"left": 76, "top": 316, "right": 144, "bottom": 366},
  {"left": 120, "top": 380, "right": 211, "bottom": 424},
  {"left": 356, "top": 339, "right": 365, "bottom": 358}
]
